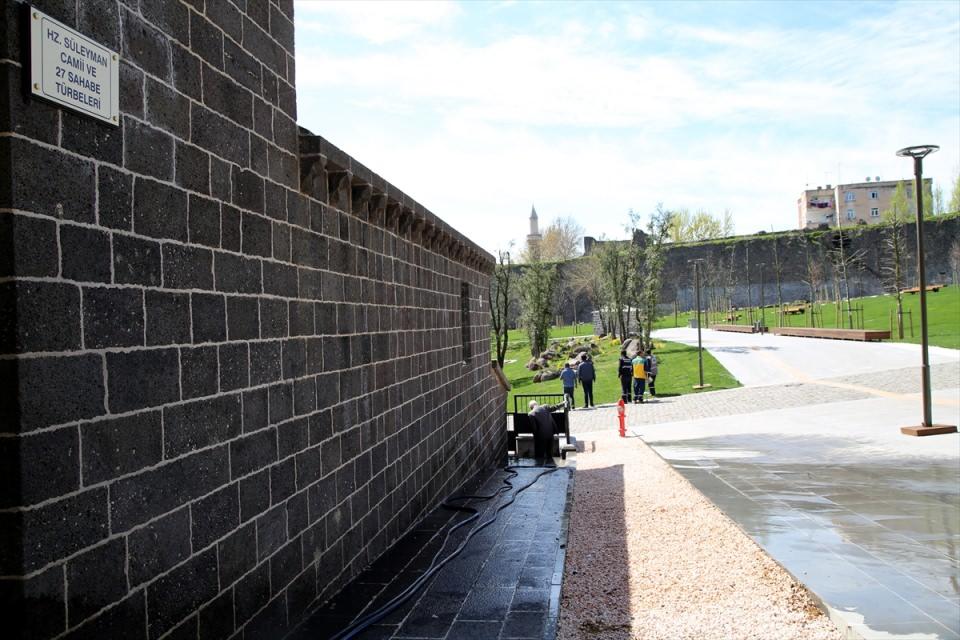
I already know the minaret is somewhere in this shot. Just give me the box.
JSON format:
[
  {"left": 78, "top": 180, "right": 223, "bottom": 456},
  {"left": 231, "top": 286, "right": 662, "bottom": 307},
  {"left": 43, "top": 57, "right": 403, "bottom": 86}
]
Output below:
[{"left": 526, "top": 205, "right": 542, "bottom": 247}]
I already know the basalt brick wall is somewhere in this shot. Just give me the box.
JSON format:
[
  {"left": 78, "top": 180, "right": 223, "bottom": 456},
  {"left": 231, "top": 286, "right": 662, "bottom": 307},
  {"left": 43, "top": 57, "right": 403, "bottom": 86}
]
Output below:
[
  {"left": 0, "top": 1, "right": 505, "bottom": 638},
  {"left": 580, "top": 216, "right": 959, "bottom": 321}
]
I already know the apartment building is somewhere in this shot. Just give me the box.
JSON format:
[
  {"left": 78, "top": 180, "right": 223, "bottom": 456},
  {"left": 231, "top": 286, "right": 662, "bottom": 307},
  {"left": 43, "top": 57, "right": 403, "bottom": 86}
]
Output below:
[{"left": 797, "top": 177, "right": 931, "bottom": 229}]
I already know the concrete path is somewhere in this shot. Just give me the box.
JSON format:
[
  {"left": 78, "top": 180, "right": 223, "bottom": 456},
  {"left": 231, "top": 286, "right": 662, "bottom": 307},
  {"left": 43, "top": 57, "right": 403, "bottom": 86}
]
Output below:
[
  {"left": 653, "top": 327, "right": 960, "bottom": 387},
  {"left": 568, "top": 330, "right": 960, "bottom": 640}
]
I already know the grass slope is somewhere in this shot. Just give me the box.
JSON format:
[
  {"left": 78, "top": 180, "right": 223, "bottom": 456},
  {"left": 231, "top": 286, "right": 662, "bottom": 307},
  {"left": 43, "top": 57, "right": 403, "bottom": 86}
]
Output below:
[
  {"left": 653, "top": 284, "right": 960, "bottom": 349},
  {"left": 497, "top": 334, "right": 740, "bottom": 410}
]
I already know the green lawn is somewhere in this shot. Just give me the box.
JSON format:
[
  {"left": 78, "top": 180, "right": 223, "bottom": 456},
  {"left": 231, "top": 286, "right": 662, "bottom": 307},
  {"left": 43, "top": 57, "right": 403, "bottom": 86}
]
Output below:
[
  {"left": 652, "top": 285, "right": 960, "bottom": 349},
  {"left": 496, "top": 334, "right": 740, "bottom": 410}
]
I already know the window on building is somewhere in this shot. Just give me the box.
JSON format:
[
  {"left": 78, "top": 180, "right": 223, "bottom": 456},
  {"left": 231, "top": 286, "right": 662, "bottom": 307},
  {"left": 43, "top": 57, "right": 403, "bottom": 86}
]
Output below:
[
  {"left": 871, "top": 207, "right": 879, "bottom": 217},
  {"left": 846, "top": 209, "right": 855, "bottom": 220},
  {"left": 460, "top": 282, "right": 471, "bottom": 363},
  {"left": 870, "top": 190, "right": 879, "bottom": 199},
  {"left": 845, "top": 192, "right": 855, "bottom": 202}
]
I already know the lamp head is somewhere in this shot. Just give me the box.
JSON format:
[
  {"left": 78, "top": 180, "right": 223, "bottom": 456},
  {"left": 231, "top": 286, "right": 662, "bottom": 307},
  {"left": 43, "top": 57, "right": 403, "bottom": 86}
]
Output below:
[{"left": 896, "top": 145, "right": 939, "bottom": 160}]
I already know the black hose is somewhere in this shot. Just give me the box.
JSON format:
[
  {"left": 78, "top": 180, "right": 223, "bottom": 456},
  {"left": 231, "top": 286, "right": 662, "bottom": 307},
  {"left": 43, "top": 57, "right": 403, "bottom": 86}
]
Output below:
[{"left": 328, "top": 462, "right": 561, "bottom": 640}]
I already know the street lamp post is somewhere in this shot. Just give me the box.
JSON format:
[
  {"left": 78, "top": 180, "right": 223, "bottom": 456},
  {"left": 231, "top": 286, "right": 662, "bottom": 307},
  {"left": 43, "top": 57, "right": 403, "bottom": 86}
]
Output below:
[
  {"left": 690, "top": 259, "right": 710, "bottom": 390},
  {"left": 896, "top": 144, "right": 956, "bottom": 437}
]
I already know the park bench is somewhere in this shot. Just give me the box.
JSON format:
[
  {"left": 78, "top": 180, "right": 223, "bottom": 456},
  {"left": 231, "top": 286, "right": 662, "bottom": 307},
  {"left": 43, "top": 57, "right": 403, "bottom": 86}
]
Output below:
[
  {"left": 783, "top": 306, "right": 806, "bottom": 315},
  {"left": 713, "top": 324, "right": 759, "bottom": 334},
  {"left": 768, "top": 326, "right": 890, "bottom": 341},
  {"left": 508, "top": 394, "right": 574, "bottom": 459},
  {"left": 900, "top": 285, "right": 942, "bottom": 295}
]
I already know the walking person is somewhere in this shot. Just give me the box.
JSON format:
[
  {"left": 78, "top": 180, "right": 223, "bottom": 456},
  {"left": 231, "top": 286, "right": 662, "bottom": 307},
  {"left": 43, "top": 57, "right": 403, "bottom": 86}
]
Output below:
[
  {"left": 578, "top": 354, "right": 596, "bottom": 408},
  {"left": 559, "top": 362, "right": 578, "bottom": 409},
  {"left": 645, "top": 349, "right": 658, "bottom": 397},
  {"left": 618, "top": 349, "right": 633, "bottom": 403},
  {"left": 631, "top": 351, "right": 647, "bottom": 404}
]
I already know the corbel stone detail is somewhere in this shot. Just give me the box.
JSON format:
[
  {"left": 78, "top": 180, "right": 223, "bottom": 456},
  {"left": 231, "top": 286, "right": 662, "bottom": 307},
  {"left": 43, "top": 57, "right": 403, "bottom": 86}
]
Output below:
[
  {"left": 351, "top": 183, "right": 372, "bottom": 221},
  {"left": 328, "top": 170, "right": 352, "bottom": 211}
]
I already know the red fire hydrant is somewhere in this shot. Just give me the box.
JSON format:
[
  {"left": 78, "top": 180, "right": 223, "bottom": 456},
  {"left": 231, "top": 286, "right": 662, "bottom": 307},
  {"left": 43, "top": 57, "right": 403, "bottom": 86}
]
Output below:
[{"left": 617, "top": 398, "right": 626, "bottom": 437}]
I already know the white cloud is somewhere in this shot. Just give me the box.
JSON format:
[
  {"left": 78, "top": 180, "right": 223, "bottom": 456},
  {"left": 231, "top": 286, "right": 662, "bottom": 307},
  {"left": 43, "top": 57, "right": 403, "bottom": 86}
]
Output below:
[
  {"left": 294, "top": 0, "right": 459, "bottom": 44},
  {"left": 293, "top": 1, "right": 960, "bottom": 255}
]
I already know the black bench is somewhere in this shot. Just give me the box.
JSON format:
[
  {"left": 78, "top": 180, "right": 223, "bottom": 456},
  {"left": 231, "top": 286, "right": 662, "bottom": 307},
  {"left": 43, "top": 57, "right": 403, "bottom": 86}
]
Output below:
[{"left": 508, "top": 394, "right": 572, "bottom": 459}]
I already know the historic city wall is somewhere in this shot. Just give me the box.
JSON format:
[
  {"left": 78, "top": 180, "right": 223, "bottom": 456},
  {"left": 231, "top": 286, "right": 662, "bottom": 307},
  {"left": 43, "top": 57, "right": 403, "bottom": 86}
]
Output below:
[
  {"left": 574, "top": 216, "right": 959, "bottom": 329},
  {"left": 660, "top": 216, "right": 960, "bottom": 312},
  {"left": 0, "top": 1, "right": 504, "bottom": 638}
]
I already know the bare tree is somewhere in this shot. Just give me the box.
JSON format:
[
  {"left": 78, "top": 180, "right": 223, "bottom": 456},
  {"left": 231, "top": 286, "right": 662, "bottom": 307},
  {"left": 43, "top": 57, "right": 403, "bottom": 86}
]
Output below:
[
  {"left": 568, "top": 255, "right": 605, "bottom": 333},
  {"left": 519, "top": 258, "right": 559, "bottom": 358},
  {"left": 828, "top": 225, "right": 866, "bottom": 329},
  {"left": 488, "top": 249, "right": 513, "bottom": 368},
  {"left": 520, "top": 216, "right": 584, "bottom": 263},
  {"left": 596, "top": 240, "right": 632, "bottom": 341},
  {"left": 634, "top": 206, "right": 673, "bottom": 347},
  {"left": 771, "top": 237, "right": 784, "bottom": 326},
  {"left": 949, "top": 238, "right": 960, "bottom": 286},
  {"left": 882, "top": 185, "right": 911, "bottom": 338}
]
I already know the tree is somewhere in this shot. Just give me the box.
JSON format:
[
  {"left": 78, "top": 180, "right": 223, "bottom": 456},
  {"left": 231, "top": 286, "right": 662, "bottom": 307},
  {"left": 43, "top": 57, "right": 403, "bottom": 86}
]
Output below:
[
  {"left": 771, "top": 237, "right": 784, "bottom": 327},
  {"left": 595, "top": 239, "right": 632, "bottom": 341},
  {"left": 636, "top": 206, "right": 673, "bottom": 347},
  {"left": 488, "top": 249, "right": 513, "bottom": 368},
  {"left": 539, "top": 217, "right": 584, "bottom": 261},
  {"left": 932, "top": 185, "right": 945, "bottom": 216},
  {"left": 519, "top": 258, "right": 559, "bottom": 358},
  {"left": 881, "top": 196, "right": 910, "bottom": 338},
  {"left": 949, "top": 171, "right": 960, "bottom": 214},
  {"left": 519, "top": 216, "right": 584, "bottom": 263},
  {"left": 667, "top": 208, "right": 735, "bottom": 243},
  {"left": 567, "top": 255, "right": 604, "bottom": 331},
  {"left": 890, "top": 181, "right": 912, "bottom": 221},
  {"left": 949, "top": 238, "right": 960, "bottom": 286}
]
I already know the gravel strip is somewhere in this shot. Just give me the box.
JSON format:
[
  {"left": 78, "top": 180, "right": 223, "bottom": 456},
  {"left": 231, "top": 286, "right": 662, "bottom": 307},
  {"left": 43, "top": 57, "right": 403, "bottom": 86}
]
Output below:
[{"left": 558, "top": 430, "right": 844, "bottom": 640}]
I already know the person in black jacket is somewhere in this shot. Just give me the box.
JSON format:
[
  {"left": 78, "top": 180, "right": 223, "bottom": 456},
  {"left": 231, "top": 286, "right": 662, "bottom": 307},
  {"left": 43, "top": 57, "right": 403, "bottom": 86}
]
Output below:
[
  {"left": 527, "top": 400, "right": 562, "bottom": 461},
  {"left": 617, "top": 349, "right": 633, "bottom": 403},
  {"left": 578, "top": 354, "right": 596, "bottom": 408}
]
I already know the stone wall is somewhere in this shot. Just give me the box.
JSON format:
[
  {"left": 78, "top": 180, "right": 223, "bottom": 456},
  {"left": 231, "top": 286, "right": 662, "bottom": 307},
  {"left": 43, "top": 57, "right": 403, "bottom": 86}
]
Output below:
[
  {"left": 0, "top": 1, "right": 504, "bottom": 638},
  {"left": 660, "top": 217, "right": 960, "bottom": 312},
  {"left": 579, "top": 217, "right": 959, "bottom": 322}
]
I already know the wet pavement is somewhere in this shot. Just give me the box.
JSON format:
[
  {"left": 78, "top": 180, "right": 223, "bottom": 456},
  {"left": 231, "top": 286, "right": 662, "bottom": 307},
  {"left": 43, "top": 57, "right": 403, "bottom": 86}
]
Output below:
[
  {"left": 567, "top": 328, "right": 960, "bottom": 639},
  {"left": 291, "top": 460, "right": 573, "bottom": 640},
  {"left": 653, "top": 434, "right": 959, "bottom": 639}
]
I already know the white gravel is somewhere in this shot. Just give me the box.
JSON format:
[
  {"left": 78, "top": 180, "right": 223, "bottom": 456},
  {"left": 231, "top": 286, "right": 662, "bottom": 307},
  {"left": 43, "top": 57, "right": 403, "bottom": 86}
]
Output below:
[{"left": 558, "top": 430, "right": 844, "bottom": 640}]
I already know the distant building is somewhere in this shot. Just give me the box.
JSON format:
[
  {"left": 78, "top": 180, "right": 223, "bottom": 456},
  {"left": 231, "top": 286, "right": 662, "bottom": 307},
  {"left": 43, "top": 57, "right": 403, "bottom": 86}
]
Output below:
[
  {"left": 797, "top": 177, "right": 931, "bottom": 229},
  {"left": 527, "top": 204, "right": 542, "bottom": 248}
]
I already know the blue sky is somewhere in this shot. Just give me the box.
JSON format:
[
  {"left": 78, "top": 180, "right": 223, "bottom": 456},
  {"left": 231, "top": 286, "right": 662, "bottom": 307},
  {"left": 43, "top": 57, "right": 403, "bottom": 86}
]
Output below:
[{"left": 293, "top": 0, "right": 960, "bottom": 256}]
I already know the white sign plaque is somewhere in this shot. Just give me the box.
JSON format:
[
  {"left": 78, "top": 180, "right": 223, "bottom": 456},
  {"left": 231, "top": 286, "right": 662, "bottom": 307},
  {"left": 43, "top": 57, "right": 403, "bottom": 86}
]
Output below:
[{"left": 29, "top": 8, "right": 120, "bottom": 126}]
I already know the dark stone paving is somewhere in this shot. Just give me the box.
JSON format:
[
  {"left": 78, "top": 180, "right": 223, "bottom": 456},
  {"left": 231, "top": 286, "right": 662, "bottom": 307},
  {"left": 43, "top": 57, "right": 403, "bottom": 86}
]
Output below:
[{"left": 291, "top": 461, "right": 573, "bottom": 640}]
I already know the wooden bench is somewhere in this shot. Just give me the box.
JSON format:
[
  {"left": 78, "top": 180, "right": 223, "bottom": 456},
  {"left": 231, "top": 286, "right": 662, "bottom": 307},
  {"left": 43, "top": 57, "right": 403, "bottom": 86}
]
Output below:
[
  {"left": 713, "top": 324, "right": 760, "bottom": 334},
  {"left": 901, "top": 285, "right": 942, "bottom": 295},
  {"left": 768, "top": 326, "right": 890, "bottom": 342},
  {"left": 783, "top": 306, "right": 806, "bottom": 315}
]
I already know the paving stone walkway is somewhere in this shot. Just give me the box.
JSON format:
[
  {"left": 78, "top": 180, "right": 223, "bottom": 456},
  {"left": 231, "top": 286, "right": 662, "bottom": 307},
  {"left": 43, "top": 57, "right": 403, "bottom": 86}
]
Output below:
[
  {"left": 564, "top": 361, "right": 959, "bottom": 433},
  {"left": 565, "top": 340, "right": 959, "bottom": 640},
  {"left": 292, "top": 462, "right": 572, "bottom": 640}
]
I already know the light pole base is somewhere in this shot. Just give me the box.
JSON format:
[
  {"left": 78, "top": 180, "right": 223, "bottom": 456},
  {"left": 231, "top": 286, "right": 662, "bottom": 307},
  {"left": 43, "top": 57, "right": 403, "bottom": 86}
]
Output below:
[
  {"left": 900, "top": 424, "right": 958, "bottom": 437},
  {"left": 692, "top": 384, "right": 712, "bottom": 390}
]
